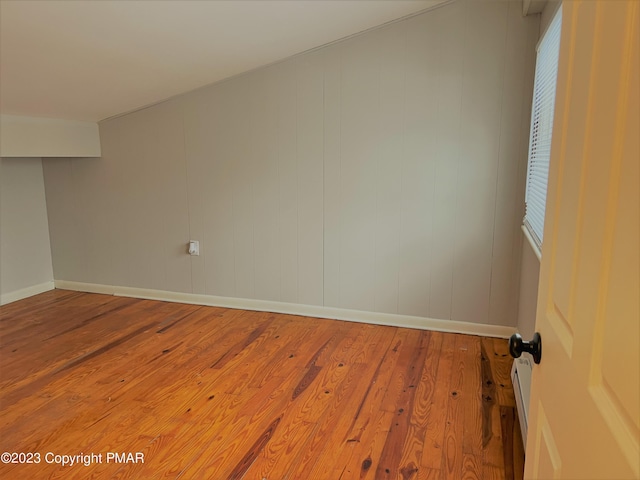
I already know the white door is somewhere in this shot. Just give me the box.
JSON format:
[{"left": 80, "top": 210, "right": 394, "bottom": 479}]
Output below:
[{"left": 524, "top": 1, "right": 639, "bottom": 479}]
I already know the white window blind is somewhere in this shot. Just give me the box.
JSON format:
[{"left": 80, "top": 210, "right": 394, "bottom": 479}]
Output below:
[{"left": 524, "top": 7, "right": 562, "bottom": 253}]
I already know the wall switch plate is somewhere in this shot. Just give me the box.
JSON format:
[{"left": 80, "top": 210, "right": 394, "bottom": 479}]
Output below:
[{"left": 188, "top": 240, "right": 199, "bottom": 256}]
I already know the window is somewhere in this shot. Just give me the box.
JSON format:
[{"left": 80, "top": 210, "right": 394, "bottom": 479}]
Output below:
[{"left": 524, "top": 7, "right": 562, "bottom": 255}]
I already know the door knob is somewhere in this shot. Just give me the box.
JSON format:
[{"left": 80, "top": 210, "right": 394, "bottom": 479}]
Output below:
[{"left": 509, "top": 332, "right": 542, "bottom": 364}]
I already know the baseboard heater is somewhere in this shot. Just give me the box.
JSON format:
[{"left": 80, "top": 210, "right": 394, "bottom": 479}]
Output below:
[{"left": 511, "top": 355, "right": 533, "bottom": 448}]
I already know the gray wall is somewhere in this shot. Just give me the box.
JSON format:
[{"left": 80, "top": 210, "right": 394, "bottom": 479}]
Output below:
[
  {"left": 515, "top": 0, "right": 561, "bottom": 336},
  {"left": 517, "top": 236, "right": 540, "bottom": 339},
  {"left": 44, "top": 0, "right": 539, "bottom": 327},
  {"left": 1, "top": 158, "right": 54, "bottom": 302}
]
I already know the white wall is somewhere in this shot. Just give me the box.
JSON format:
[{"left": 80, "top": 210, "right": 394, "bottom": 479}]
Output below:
[
  {"left": 0, "top": 158, "right": 54, "bottom": 304},
  {"left": 43, "top": 0, "right": 539, "bottom": 327},
  {"left": 0, "top": 115, "right": 101, "bottom": 158}
]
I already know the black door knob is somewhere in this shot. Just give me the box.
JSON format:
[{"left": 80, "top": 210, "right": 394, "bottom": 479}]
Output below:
[{"left": 509, "top": 332, "right": 542, "bottom": 364}]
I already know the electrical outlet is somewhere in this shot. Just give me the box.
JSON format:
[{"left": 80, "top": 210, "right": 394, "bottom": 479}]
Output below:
[{"left": 188, "top": 240, "right": 199, "bottom": 256}]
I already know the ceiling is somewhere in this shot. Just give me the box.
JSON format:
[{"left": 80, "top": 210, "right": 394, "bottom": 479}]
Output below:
[{"left": 0, "top": 0, "right": 447, "bottom": 123}]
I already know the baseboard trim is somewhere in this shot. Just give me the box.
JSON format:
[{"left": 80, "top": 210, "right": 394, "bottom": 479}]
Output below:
[
  {"left": 511, "top": 353, "right": 533, "bottom": 448},
  {"left": 54, "top": 280, "right": 115, "bottom": 296},
  {"left": 1, "top": 281, "right": 55, "bottom": 305},
  {"left": 53, "top": 280, "right": 515, "bottom": 338}
]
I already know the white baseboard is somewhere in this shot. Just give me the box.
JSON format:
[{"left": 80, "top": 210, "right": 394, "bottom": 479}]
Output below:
[
  {"left": 53, "top": 280, "right": 515, "bottom": 338},
  {"left": 511, "top": 353, "right": 533, "bottom": 448},
  {"left": 1, "top": 281, "right": 55, "bottom": 305},
  {"left": 54, "top": 280, "right": 116, "bottom": 296}
]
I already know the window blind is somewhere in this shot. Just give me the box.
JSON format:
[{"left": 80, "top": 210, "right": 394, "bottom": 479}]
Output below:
[{"left": 524, "top": 7, "right": 562, "bottom": 253}]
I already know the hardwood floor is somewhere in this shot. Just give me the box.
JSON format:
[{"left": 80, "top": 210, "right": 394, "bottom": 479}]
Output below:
[{"left": 0, "top": 290, "right": 524, "bottom": 479}]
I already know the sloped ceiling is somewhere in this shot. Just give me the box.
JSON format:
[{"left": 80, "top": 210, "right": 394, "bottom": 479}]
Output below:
[{"left": 0, "top": 0, "right": 447, "bottom": 122}]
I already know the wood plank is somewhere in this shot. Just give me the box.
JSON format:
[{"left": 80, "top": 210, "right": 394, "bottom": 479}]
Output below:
[
  {"left": 323, "top": 329, "right": 409, "bottom": 478},
  {"left": 461, "top": 336, "right": 483, "bottom": 457},
  {"left": 0, "top": 291, "right": 524, "bottom": 480},
  {"left": 462, "top": 454, "right": 482, "bottom": 480},
  {"left": 500, "top": 406, "right": 516, "bottom": 480},
  {"left": 294, "top": 328, "right": 411, "bottom": 478},
  {"left": 0, "top": 289, "right": 80, "bottom": 326},
  {"left": 512, "top": 408, "right": 525, "bottom": 480},
  {"left": 481, "top": 338, "right": 498, "bottom": 450},
  {"left": 489, "top": 338, "right": 517, "bottom": 407},
  {"left": 481, "top": 338, "right": 511, "bottom": 478},
  {"left": 421, "top": 332, "right": 455, "bottom": 470},
  {"left": 244, "top": 361, "right": 371, "bottom": 479},
  {"left": 0, "top": 305, "right": 244, "bottom": 450},
  {"left": 375, "top": 330, "right": 430, "bottom": 478},
  {"left": 0, "top": 294, "right": 136, "bottom": 359},
  {"left": 0, "top": 300, "right": 197, "bottom": 408},
  {"left": 173, "top": 328, "right": 351, "bottom": 478},
  {"left": 400, "top": 330, "right": 444, "bottom": 476},
  {"left": 438, "top": 334, "right": 467, "bottom": 480}
]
